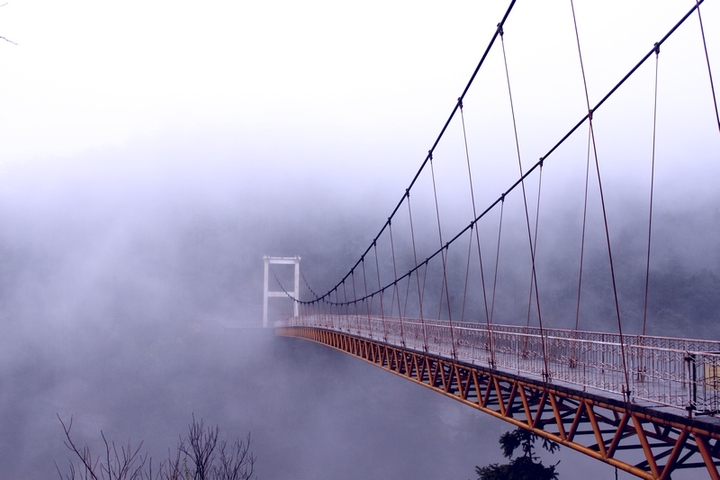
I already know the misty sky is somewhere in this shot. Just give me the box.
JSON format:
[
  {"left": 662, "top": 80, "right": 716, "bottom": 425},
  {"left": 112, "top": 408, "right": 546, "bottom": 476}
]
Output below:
[
  {"left": 1, "top": 1, "right": 718, "bottom": 275},
  {"left": 1, "top": 1, "right": 716, "bottom": 182},
  {"left": 0, "top": 1, "right": 719, "bottom": 479}
]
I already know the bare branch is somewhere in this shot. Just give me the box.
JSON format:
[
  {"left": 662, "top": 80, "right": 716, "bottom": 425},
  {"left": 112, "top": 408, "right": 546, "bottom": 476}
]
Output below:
[
  {"left": 216, "top": 432, "right": 255, "bottom": 480},
  {"left": 57, "top": 414, "right": 100, "bottom": 480},
  {"left": 57, "top": 414, "right": 256, "bottom": 480},
  {"left": 179, "top": 414, "right": 219, "bottom": 480}
]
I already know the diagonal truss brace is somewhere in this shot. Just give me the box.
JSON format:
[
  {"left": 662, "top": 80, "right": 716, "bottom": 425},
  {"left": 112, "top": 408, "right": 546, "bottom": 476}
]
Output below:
[{"left": 277, "top": 326, "right": 720, "bottom": 480}]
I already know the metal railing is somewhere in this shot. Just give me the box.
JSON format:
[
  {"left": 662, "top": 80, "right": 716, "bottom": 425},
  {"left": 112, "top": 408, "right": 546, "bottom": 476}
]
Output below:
[{"left": 279, "top": 314, "right": 720, "bottom": 414}]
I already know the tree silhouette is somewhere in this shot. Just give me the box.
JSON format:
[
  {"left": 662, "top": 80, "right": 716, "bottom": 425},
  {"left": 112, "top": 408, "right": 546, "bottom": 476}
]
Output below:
[
  {"left": 475, "top": 428, "right": 560, "bottom": 480},
  {"left": 56, "top": 414, "right": 256, "bottom": 480}
]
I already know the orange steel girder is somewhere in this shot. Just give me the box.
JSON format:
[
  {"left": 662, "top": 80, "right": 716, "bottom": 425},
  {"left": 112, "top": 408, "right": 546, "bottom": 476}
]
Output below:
[{"left": 277, "top": 326, "right": 720, "bottom": 480}]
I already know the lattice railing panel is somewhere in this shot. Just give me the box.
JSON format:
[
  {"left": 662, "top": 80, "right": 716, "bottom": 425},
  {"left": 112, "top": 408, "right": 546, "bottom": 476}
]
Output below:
[{"left": 280, "top": 314, "right": 720, "bottom": 414}]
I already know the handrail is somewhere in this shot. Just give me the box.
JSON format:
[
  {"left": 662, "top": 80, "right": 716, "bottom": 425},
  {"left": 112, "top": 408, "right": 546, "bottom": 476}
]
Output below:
[{"left": 278, "top": 315, "right": 720, "bottom": 415}]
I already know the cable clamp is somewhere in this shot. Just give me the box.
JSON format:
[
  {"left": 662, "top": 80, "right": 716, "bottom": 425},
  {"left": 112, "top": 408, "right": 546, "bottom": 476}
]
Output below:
[
  {"left": 497, "top": 23, "right": 504, "bottom": 37},
  {"left": 457, "top": 98, "right": 464, "bottom": 109},
  {"left": 654, "top": 42, "right": 660, "bottom": 55},
  {"left": 588, "top": 109, "right": 594, "bottom": 121}
]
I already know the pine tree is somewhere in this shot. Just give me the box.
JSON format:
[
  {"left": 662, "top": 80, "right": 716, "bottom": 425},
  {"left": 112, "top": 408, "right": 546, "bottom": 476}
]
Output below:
[{"left": 475, "top": 428, "right": 560, "bottom": 480}]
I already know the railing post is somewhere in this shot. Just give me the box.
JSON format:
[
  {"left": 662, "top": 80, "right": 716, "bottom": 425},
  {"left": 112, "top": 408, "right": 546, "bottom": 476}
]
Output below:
[{"left": 686, "top": 353, "right": 697, "bottom": 417}]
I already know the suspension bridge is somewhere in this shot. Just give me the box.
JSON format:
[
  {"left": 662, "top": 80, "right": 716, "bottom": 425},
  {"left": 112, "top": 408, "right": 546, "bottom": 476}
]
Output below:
[{"left": 269, "top": 1, "right": 720, "bottom": 478}]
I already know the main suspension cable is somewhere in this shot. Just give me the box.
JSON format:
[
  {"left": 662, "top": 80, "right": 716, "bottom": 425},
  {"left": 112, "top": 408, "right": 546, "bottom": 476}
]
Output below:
[
  {"left": 297, "top": 1, "right": 706, "bottom": 324},
  {"left": 304, "top": 1, "right": 518, "bottom": 305}
]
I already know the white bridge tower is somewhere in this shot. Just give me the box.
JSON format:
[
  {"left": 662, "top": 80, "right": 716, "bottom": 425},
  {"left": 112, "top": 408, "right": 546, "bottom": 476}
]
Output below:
[{"left": 262, "top": 256, "right": 301, "bottom": 327}]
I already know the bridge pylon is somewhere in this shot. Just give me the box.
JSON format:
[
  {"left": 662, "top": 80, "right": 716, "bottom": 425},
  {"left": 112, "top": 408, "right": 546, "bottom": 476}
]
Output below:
[{"left": 262, "top": 255, "right": 301, "bottom": 327}]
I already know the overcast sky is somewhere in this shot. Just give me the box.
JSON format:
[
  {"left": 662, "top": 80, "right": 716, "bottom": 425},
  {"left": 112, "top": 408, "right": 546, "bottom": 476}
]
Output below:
[
  {"left": 0, "top": 1, "right": 495, "bottom": 170},
  {"left": 0, "top": 0, "right": 716, "bottom": 183},
  {"left": 0, "top": 1, "right": 716, "bottom": 286}
]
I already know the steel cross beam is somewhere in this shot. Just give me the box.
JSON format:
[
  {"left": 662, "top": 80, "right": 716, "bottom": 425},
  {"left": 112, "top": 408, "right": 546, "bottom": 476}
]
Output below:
[{"left": 276, "top": 326, "right": 720, "bottom": 480}]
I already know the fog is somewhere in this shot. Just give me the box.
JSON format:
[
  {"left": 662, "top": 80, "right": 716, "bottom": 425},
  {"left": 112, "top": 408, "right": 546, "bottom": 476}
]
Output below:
[
  {"left": 0, "top": 149, "right": 644, "bottom": 479},
  {"left": 0, "top": 1, "right": 719, "bottom": 479},
  {"left": 0, "top": 152, "right": 540, "bottom": 479}
]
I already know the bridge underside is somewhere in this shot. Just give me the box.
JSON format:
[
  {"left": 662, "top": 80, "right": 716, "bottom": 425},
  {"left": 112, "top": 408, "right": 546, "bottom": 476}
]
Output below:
[{"left": 277, "top": 326, "right": 720, "bottom": 480}]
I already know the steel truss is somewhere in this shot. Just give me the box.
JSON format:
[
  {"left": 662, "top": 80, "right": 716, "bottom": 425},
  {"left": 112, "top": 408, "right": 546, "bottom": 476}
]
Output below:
[{"left": 277, "top": 326, "right": 720, "bottom": 480}]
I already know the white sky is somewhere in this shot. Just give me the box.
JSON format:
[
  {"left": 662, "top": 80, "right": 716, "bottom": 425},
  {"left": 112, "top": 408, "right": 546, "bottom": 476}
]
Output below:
[
  {"left": 0, "top": 1, "right": 717, "bottom": 200},
  {"left": 0, "top": 1, "right": 492, "bottom": 166}
]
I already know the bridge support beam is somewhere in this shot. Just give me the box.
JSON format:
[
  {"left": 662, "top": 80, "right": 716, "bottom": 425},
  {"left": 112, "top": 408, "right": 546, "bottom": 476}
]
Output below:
[{"left": 277, "top": 326, "right": 720, "bottom": 479}]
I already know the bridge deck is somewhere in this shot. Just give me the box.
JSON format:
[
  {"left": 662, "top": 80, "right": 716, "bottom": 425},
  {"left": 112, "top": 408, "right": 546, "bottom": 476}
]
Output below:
[
  {"left": 277, "top": 315, "right": 720, "bottom": 479},
  {"left": 282, "top": 314, "right": 720, "bottom": 415}
]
